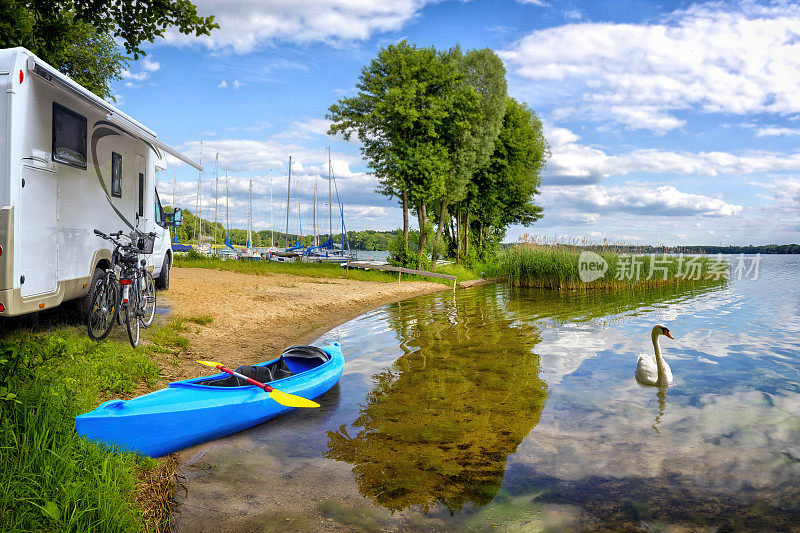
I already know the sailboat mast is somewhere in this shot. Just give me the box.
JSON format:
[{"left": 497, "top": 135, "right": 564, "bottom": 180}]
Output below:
[
  {"left": 194, "top": 142, "right": 203, "bottom": 245},
  {"left": 172, "top": 170, "right": 176, "bottom": 244},
  {"left": 313, "top": 174, "right": 318, "bottom": 247},
  {"left": 285, "top": 156, "right": 292, "bottom": 248},
  {"left": 247, "top": 179, "right": 253, "bottom": 250},
  {"left": 269, "top": 169, "right": 274, "bottom": 247},
  {"left": 225, "top": 171, "right": 229, "bottom": 243},
  {"left": 328, "top": 148, "right": 333, "bottom": 244},
  {"left": 213, "top": 153, "right": 219, "bottom": 252}
]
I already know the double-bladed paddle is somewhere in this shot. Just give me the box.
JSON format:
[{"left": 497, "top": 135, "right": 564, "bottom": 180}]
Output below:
[{"left": 197, "top": 360, "right": 320, "bottom": 408}]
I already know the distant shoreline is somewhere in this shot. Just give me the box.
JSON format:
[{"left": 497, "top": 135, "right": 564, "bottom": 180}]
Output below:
[{"left": 499, "top": 244, "right": 799, "bottom": 255}]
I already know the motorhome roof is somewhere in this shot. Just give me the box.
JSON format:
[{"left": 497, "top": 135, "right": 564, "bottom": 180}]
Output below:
[{"left": 9, "top": 47, "right": 202, "bottom": 171}]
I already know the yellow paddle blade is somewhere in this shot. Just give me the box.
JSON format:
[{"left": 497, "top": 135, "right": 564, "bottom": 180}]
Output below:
[
  {"left": 197, "top": 360, "right": 223, "bottom": 368},
  {"left": 269, "top": 388, "right": 320, "bottom": 408}
]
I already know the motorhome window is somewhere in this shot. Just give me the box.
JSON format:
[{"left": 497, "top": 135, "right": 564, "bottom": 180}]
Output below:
[
  {"left": 52, "top": 103, "right": 87, "bottom": 169},
  {"left": 154, "top": 190, "right": 164, "bottom": 226},
  {"left": 138, "top": 173, "right": 144, "bottom": 216},
  {"left": 111, "top": 152, "right": 122, "bottom": 197}
]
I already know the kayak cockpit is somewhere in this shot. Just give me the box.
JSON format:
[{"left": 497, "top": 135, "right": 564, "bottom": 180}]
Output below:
[{"left": 200, "top": 345, "right": 331, "bottom": 387}]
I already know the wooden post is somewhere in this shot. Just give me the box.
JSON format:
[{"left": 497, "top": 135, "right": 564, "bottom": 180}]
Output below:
[
  {"left": 453, "top": 278, "right": 456, "bottom": 292},
  {"left": 346, "top": 261, "right": 350, "bottom": 279},
  {"left": 398, "top": 270, "right": 401, "bottom": 283}
]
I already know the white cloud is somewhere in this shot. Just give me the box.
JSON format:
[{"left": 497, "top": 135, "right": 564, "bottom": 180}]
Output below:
[
  {"left": 218, "top": 79, "right": 243, "bottom": 89},
  {"left": 274, "top": 118, "right": 332, "bottom": 140},
  {"left": 142, "top": 59, "right": 161, "bottom": 72},
  {"left": 500, "top": 2, "right": 800, "bottom": 131},
  {"left": 756, "top": 126, "right": 800, "bottom": 137},
  {"left": 542, "top": 183, "right": 742, "bottom": 218},
  {"left": 545, "top": 125, "right": 800, "bottom": 184},
  {"left": 121, "top": 57, "right": 161, "bottom": 87},
  {"left": 161, "top": 0, "right": 435, "bottom": 53},
  {"left": 122, "top": 70, "right": 148, "bottom": 82},
  {"left": 517, "top": 0, "right": 548, "bottom": 5}
]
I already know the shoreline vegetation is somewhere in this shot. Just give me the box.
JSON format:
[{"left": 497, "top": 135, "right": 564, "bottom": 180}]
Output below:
[
  {"left": 498, "top": 241, "right": 730, "bottom": 290},
  {"left": 0, "top": 321, "right": 182, "bottom": 532},
  {"left": 173, "top": 252, "right": 489, "bottom": 286}
]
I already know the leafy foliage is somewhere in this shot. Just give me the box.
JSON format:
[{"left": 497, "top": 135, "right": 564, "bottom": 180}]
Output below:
[
  {"left": 328, "top": 40, "right": 481, "bottom": 262},
  {"left": 469, "top": 98, "right": 548, "bottom": 253},
  {"left": 0, "top": 0, "right": 217, "bottom": 99}
]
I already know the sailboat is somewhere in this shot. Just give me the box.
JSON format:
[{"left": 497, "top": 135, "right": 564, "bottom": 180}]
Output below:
[
  {"left": 218, "top": 171, "right": 237, "bottom": 260},
  {"left": 270, "top": 156, "right": 302, "bottom": 262},
  {"left": 304, "top": 148, "right": 355, "bottom": 263},
  {"left": 240, "top": 179, "right": 261, "bottom": 260},
  {"left": 194, "top": 146, "right": 214, "bottom": 256}
]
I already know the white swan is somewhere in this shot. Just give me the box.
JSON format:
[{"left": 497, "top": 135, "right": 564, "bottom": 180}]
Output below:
[{"left": 635, "top": 325, "right": 674, "bottom": 387}]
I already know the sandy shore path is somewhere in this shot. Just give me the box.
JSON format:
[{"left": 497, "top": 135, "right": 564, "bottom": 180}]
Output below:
[{"left": 157, "top": 267, "right": 446, "bottom": 382}]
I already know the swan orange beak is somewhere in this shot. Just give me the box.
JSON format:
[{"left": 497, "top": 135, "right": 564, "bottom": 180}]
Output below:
[{"left": 664, "top": 331, "right": 674, "bottom": 339}]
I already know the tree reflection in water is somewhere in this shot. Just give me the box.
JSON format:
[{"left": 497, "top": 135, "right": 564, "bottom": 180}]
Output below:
[
  {"left": 325, "top": 289, "right": 549, "bottom": 513},
  {"left": 326, "top": 281, "right": 725, "bottom": 515}
]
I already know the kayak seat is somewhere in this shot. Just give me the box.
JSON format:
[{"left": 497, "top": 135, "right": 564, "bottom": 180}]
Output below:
[
  {"left": 281, "top": 345, "right": 330, "bottom": 373},
  {"left": 203, "top": 359, "right": 294, "bottom": 387},
  {"left": 202, "top": 346, "right": 330, "bottom": 387}
]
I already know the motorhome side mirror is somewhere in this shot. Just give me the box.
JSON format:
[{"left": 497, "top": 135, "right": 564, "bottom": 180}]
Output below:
[{"left": 173, "top": 208, "right": 183, "bottom": 227}]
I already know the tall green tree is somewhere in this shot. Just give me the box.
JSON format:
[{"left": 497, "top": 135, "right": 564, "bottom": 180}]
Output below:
[
  {"left": 468, "top": 98, "right": 548, "bottom": 254},
  {"left": 328, "top": 41, "right": 472, "bottom": 265},
  {"left": 432, "top": 47, "right": 507, "bottom": 266},
  {"left": 0, "top": 0, "right": 217, "bottom": 100}
]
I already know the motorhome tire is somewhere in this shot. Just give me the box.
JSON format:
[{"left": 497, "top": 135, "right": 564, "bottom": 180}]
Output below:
[
  {"left": 156, "top": 256, "right": 170, "bottom": 290},
  {"left": 80, "top": 268, "right": 104, "bottom": 319}
]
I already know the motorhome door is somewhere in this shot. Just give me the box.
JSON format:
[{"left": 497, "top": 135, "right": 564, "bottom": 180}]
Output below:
[
  {"left": 19, "top": 165, "right": 59, "bottom": 297},
  {"left": 135, "top": 154, "right": 154, "bottom": 269}
]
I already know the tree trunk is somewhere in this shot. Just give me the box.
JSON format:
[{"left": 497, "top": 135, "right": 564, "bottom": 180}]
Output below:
[
  {"left": 402, "top": 187, "right": 409, "bottom": 251},
  {"left": 465, "top": 209, "right": 470, "bottom": 260},
  {"left": 479, "top": 222, "right": 484, "bottom": 249},
  {"left": 416, "top": 202, "right": 427, "bottom": 267},
  {"left": 431, "top": 199, "right": 447, "bottom": 267},
  {"left": 456, "top": 206, "right": 461, "bottom": 264}
]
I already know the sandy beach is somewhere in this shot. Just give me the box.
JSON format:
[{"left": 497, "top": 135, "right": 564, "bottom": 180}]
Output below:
[{"left": 156, "top": 267, "right": 447, "bottom": 383}]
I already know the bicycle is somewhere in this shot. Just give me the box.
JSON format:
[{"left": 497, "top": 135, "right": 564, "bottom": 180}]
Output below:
[
  {"left": 87, "top": 229, "right": 157, "bottom": 347},
  {"left": 119, "top": 231, "right": 157, "bottom": 347}
]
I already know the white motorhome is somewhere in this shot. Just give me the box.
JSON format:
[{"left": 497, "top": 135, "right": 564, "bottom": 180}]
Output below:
[{"left": 0, "top": 47, "right": 200, "bottom": 318}]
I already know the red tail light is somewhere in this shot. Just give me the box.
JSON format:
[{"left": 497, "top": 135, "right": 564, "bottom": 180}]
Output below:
[
  {"left": 0, "top": 244, "right": 3, "bottom": 256},
  {"left": 0, "top": 304, "right": 4, "bottom": 312},
  {"left": 19, "top": 70, "right": 23, "bottom": 84},
  {"left": 119, "top": 278, "right": 131, "bottom": 285}
]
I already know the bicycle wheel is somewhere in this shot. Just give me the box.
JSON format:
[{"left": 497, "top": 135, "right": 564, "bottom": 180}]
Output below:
[
  {"left": 124, "top": 289, "right": 141, "bottom": 348},
  {"left": 142, "top": 271, "right": 157, "bottom": 327},
  {"left": 87, "top": 276, "right": 118, "bottom": 340}
]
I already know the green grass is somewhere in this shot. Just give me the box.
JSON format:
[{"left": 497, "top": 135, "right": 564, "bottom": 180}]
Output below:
[
  {"left": 173, "top": 254, "right": 491, "bottom": 286},
  {"left": 498, "top": 245, "right": 728, "bottom": 290},
  {"left": 0, "top": 328, "right": 163, "bottom": 532},
  {"left": 174, "top": 255, "right": 405, "bottom": 283},
  {"left": 185, "top": 315, "right": 213, "bottom": 326},
  {"left": 147, "top": 316, "right": 190, "bottom": 353}
]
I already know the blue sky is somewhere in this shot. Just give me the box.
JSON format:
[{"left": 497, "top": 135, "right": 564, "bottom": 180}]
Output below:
[{"left": 114, "top": 0, "right": 800, "bottom": 245}]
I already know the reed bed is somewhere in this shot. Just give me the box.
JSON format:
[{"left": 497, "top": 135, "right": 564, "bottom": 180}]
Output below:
[{"left": 499, "top": 242, "right": 728, "bottom": 290}]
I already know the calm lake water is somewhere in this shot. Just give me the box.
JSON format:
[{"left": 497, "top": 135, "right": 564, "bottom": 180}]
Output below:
[{"left": 175, "top": 255, "right": 800, "bottom": 532}]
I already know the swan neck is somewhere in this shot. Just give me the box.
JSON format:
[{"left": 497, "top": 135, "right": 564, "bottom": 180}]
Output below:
[
  {"left": 652, "top": 334, "right": 662, "bottom": 359},
  {"left": 652, "top": 333, "right": 668, "bottom": 383}
]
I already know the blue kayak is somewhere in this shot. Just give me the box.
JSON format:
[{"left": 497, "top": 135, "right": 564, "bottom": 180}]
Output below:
[{"left": 75, "top": 343, "right": 344, "bottom": 457}]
